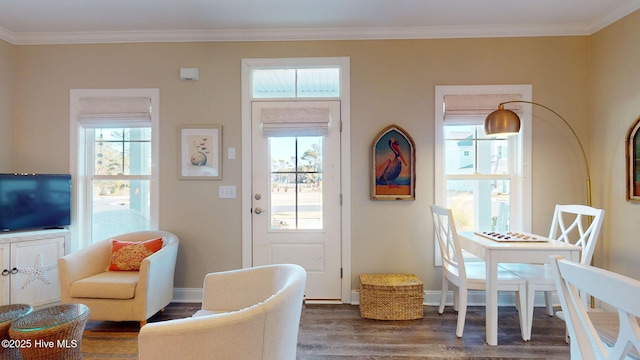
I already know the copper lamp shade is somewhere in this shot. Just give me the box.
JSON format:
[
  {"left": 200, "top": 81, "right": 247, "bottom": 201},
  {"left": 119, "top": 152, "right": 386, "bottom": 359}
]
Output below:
[
  {"left": 483, "top": 100, "right": 592, "bottom": 208},
  {"left": 484, "top": 104, "right": 521, "bottom": 136}
]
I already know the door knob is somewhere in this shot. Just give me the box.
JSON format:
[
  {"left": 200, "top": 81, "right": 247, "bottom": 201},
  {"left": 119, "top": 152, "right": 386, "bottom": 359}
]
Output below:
[{"left": 254, "top": 207, "right": 263, "bottom": 214}]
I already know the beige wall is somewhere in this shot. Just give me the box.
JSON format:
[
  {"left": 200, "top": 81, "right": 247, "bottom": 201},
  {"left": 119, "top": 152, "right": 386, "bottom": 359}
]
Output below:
[
  {"left": 590, "top": 10, "right": 640, "bottom": 278},
  {"left": 0, "top": 39, "right": 14, "bottom": 171},
  {"left": 9, "top": 34, "right": 601, "bottom": 291}
]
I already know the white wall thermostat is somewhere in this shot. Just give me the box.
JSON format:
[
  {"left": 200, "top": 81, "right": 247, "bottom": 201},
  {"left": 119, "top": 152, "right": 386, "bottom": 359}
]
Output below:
[{"left": 180, "top": 68, "right": 199, "bottom": 81}]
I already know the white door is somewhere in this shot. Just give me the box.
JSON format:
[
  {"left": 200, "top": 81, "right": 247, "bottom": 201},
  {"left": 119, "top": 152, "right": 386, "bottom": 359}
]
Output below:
[{"left": 251, "top": 101, "right": 342, "bottom": 300}]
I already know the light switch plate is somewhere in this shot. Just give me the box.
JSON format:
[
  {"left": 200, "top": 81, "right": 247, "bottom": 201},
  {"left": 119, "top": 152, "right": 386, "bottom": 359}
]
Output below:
[{"left": 218, "top": 185, "right": 236, "bottom": 198}]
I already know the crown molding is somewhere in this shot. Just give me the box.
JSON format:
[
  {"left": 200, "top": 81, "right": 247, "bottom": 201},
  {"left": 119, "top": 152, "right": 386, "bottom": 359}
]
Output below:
[
  {"left": 586, "top": 1, "right": 640, "bottom": 34},
  {"left": 0, "top": 26, "right": 16, "bottom": 44},
  {"left": 2, "top": 3, "right": 638, "bottom": 46},
  {"left": 4, "top": 22, "right": 596, "bottom": 45}
]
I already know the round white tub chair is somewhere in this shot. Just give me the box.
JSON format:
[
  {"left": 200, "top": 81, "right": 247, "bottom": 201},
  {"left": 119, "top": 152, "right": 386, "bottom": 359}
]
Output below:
[
  {"left": 58, "top": 230, "right": 179, "bottom": 327},
  {"left": 138, "top": 263, "right": 307, "bottom": 360}
]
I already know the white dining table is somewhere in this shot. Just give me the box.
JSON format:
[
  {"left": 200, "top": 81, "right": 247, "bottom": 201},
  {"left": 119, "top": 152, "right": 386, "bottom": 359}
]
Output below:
[{"left": 457, "top": 231, "right": 581, "bottom": 346}]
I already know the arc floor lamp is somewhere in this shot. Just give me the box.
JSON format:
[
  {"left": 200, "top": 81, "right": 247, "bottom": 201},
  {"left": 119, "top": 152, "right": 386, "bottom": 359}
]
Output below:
[
  {"left": 484, "top": 100, "right": 592, "bottom": 207},
  {"left": 485, "top": 101, "right": 595, "bottom": 309}
]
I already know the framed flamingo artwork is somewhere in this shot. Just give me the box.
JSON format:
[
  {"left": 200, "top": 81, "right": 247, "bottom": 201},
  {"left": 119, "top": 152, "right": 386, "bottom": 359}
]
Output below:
[
  {"left": 179, "top": 125, "right": 222, "bottom": 180},
  {"left": 371, "top": 124, "right": 416, "bottom": 200}
]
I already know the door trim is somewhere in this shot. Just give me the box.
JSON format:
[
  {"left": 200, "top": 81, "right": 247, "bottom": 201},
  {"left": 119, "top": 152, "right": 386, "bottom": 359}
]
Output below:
[{"left": 240, "top": 57, "right": 352, "bottom": 304}]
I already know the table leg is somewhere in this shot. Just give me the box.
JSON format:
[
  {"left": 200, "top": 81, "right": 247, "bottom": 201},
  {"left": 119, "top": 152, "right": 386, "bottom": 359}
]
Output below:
[{"left": 485, "top": 252, "right": 498, "bottom": 346}]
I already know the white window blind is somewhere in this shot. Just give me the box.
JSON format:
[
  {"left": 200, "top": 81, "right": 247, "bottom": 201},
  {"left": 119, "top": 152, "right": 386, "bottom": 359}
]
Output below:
[
  {"left": 443, "top": 94, "right": 522, "bottom": 125},
  {"left": 260, "top": 107, "right": 331, "bottom": 137},
  {"left": 78, "top": 97, "right": 151, "bottom": 128}
]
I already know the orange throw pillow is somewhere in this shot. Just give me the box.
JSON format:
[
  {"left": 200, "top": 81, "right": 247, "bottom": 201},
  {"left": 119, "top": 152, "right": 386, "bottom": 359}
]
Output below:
[{"left": 108, "top": 237, "right": 163, "bottom": 271}]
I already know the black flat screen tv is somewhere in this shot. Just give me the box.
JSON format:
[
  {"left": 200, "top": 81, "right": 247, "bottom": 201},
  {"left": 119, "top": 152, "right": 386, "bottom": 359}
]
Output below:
[{"left": 0, "top": 173, "right": 71, "bottom": 232}]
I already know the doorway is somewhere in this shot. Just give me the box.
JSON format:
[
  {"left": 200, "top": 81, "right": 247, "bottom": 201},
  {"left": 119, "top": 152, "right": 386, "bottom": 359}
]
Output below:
[
  {"left": 251, "top": 101, "right": 341, "bottom": 300},
  {"left": 241, "top": 57, "right": 352, "bottom": 303}
]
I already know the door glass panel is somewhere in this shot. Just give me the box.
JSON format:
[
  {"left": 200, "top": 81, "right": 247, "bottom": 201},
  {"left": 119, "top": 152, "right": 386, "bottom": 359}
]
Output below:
[{"left": 269, "top": 136, "right": 323, "bottom": 230}]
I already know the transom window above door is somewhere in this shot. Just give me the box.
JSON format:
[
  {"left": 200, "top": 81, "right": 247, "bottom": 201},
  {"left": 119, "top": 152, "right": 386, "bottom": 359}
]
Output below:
[{"left": 252, "top": 68, "right": 340, "bottom": 98}]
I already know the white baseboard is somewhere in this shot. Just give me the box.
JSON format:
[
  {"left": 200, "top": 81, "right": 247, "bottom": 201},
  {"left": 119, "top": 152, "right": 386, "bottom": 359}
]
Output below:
[
  {"left": 172, "top": 288, "right": 203, "bottom": 303},
  {"left": 172, "top": 287, "right": 559, "bottom": 308},
  {"left": 350, "top": 289, "right": 559, "bottom": 307}
]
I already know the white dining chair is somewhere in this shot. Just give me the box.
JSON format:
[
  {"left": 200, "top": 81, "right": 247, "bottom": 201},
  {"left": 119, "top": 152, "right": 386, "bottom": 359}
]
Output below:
[
  {"left": 550, "top": 255, "right": 640, "bottom": 359},
  {"left": 430, "top": 204, "right": 527, "bottom": 338},
  {"left": 500, "top": 204, "right": 605, "bottom": 341}
]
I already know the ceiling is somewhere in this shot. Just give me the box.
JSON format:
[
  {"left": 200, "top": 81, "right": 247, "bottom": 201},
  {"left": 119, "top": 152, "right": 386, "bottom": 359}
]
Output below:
[{"left": 1, "top": 0, "right": 639, "bottom": 45}]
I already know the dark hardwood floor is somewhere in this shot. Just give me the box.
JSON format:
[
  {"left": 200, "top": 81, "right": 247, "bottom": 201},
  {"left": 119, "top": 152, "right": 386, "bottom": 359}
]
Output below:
[
  {"left": 80, "top": 302, "right": 571, "bottom": 359},
  {"left": 297, "top": 304, "right": 570, "bottom": 359}
]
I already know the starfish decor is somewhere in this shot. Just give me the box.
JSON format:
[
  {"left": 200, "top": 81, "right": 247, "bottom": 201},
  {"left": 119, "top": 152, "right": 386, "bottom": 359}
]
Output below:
[{"left": 19, "top": 254, "right": 57, "bottom": 289}]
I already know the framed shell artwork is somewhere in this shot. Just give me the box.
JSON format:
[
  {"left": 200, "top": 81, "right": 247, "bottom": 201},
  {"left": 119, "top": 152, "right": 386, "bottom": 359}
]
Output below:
[{"left": 179, "top": 125, "right": 222, "bottom": 180}]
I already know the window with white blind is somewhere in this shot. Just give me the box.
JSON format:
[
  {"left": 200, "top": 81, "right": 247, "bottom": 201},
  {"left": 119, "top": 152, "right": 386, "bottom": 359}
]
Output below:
[
  {"left": 434, "top": 85, "right": 532, "bottom": 264},
  {"left": 70, "top": 89, "right": 159, "bottom": 249}
]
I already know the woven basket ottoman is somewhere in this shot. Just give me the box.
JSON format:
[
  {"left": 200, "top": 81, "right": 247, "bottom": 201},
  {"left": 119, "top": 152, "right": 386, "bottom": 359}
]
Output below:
[
  {"left": 359, "top": 273, "right": 424, "bottom": 320},
  {"left": 9, "top": 304, "right": 89, "bottom": 360},
  {"left": 0, "top": 304, "right": 33, "bottom": 360}
]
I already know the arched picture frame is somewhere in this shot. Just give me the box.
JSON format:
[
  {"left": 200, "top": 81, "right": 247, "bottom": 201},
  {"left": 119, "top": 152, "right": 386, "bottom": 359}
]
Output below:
[
  {"left": 371, "top": 124, "right": 416, "bottom": 200},
  {"left": 625, "top": 116, "right": 640, "bottom": 202}
]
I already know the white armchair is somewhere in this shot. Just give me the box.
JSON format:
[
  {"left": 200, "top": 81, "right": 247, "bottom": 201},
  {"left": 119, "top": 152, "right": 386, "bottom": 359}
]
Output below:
[
  {"left": 58, "top": 230, "right": 179, "bottom": 326},
  {"left": 138, "top": 264, "right": 307, "bottom": 360}
]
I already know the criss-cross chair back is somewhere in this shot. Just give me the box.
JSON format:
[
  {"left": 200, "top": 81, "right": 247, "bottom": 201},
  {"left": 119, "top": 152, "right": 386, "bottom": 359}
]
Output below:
[
  {"left": 431, "top": 204, "right": 466, "bottom": 279},
  {"left": 430, "top": 204, "right": 527, "bottom": 339},
  {"left": 551, "top": 255, "right": 640, "bottom": 360},
  {"left": 549, "top": 204, "right": 605, "bottom": 264},
  {"left": 498, "top": 204, "right": 605, "bottom": 341}
]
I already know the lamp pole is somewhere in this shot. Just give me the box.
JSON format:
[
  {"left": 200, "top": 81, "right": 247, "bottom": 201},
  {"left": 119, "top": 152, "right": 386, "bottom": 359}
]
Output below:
[
  {"left": 490, "top": 100, "right": 595, "bottom": 308},
  {"left": 498, "top": 100, "right": 592, "bottom": 207}
]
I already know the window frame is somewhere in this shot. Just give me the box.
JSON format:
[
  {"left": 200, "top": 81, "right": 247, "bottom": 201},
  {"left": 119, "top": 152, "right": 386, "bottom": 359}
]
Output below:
[
  {"left": 69, "top": 89, "right": 160, "bottom": 252},
  {"left": 434, "top": 85, "right": 532, "bottom": 265}
]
